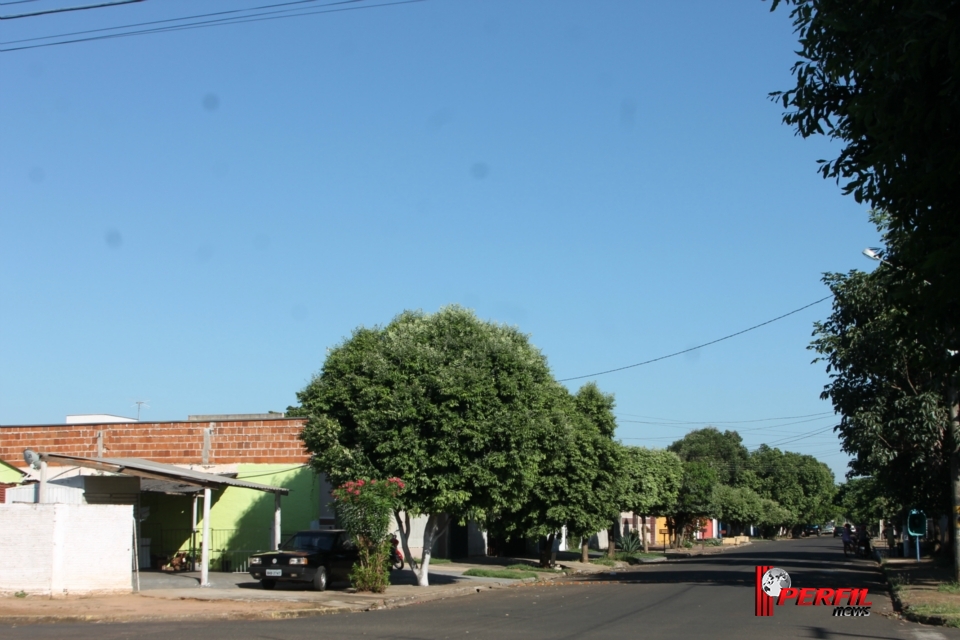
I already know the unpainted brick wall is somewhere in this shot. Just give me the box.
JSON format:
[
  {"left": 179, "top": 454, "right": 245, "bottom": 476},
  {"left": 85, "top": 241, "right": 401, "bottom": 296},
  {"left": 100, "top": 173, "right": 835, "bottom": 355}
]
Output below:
[
  {"left": 0, "top": 418, "right": 310, "bottom": 467},
  {"left": 0, "top": 503, "right": 133, "bottom": 596}
]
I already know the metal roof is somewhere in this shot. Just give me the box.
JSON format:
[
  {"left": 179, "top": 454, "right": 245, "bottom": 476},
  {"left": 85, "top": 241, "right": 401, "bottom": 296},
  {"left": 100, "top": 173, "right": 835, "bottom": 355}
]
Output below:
[{"left": 38, "top": 453, "right": 290, "bottom": 495}]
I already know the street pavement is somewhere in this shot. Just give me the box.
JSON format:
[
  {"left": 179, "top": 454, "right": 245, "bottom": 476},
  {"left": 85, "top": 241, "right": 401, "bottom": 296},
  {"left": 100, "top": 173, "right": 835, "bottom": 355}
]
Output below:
[{"left": 6, "top": 537, "right": 960, "bottom": 639}]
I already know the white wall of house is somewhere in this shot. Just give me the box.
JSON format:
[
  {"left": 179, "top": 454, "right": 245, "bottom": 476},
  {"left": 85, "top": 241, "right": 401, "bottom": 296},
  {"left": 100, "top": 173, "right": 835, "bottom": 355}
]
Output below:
[{"left": 0, "top": 503, "right": 133, "bottom": 596}]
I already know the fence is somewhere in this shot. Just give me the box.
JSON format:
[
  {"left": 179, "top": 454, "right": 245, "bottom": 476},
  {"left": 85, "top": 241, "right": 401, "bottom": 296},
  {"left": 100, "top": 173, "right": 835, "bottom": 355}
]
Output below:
[{"left": 138, "top": 526, "right": 300, "bottom": 572}]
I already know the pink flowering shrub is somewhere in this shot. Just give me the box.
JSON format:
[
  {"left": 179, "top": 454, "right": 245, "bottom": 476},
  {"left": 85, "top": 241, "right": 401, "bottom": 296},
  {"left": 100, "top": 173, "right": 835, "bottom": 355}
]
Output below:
[{"left": 331, "top": 477, "right": 404, "bottom": 592}]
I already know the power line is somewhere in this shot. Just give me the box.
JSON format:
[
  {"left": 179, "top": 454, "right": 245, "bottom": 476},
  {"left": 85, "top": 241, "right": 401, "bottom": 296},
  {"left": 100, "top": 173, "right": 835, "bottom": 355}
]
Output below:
[
  {"left": 558, "top": 295, "right": 832, "bottom": 382},
  {"left": 762, "top": 425, "right": 838, "bottom": 448},
  {"left": 614, "top": 410, "right": 833, "bottom": 425},
  {"left": 0, "top": 0, "right": 424, "bottom": 52},
  {"left": 1, "top": 0, "right": 354, "bottom": 45},
  {"left": 617, "top": 415, "right": 835, "bottom": 432},
  {"left": 1, "top": 0, "right": 141, "bottom": 20}
]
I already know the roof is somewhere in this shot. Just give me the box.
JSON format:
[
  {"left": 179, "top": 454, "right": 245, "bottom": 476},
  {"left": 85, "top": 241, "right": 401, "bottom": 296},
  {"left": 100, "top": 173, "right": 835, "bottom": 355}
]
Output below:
[
  {"left": 2, "top": 416, "right": 304, "bottom": 428},
  {"left": 37, "top": 453, "right": 290, "bottom": 495}
]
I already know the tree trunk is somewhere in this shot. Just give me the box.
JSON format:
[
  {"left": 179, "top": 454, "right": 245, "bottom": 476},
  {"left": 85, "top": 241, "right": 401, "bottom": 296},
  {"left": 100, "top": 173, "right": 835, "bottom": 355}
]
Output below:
[
  {"left": 539, "top": 534, "right": 555, "bottom": 568},
  {"left": 948, "top": 379, "right": 960, "bottom": 582},
  {"left": 580, "top": 537, "right": 590, "bottom": 563},
  {"left": 416, "top": 513, "right": 451, "bottom": 587},
  {"left": 641, "top": 516, "right": 649, "bottom": 554},
  {"left": 394, "top": 510, "right": 419, "bottom": 579},
  {"left": 607, "top": 523, "right": 617, "bottom": 559}
]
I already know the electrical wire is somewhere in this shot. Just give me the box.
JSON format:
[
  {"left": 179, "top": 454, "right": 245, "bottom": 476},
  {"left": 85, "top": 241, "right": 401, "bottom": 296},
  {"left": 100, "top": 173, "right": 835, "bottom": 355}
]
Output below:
[
  {"left": 617, "top": 415, "right": 835, "bottom": 433},
  {"left": 614, "top": 410, "right": 833, "bottom": 425},
  {"left": 0, "top": 0, "right": 424, "bottom": 52},
  {"left": 1, "top": 0, "right": 141, "bottom": 20},
  {"left": 558, "top": 295, "right": 832, "bottom": 382},
  {"left": 235, "top": 464, "right": 309, "bottom": 479},
  {"left": 1, "top": 0, "right": 358, "bottom": 45}
]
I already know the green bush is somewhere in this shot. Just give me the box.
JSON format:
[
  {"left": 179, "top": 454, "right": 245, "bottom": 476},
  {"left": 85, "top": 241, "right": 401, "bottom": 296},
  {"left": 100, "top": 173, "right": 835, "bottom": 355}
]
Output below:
[{"left": 332, "top": 477, "right": 404, "bottom": 593}]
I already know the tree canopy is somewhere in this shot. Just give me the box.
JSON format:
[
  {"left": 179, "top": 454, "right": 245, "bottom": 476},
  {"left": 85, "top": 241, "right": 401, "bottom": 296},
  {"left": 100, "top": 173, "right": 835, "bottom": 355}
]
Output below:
[
  {"left": 811, "top": 259, "right": 950, "bottom": 516},
  {"left": 668, "top": 428, "right": 749, "bottom": 487},
  {"left": 296, "top": 306, "right": 560, "bottom": 585},
  {"left": 772, "top": 0, "right": 960, "bottom": 313}
]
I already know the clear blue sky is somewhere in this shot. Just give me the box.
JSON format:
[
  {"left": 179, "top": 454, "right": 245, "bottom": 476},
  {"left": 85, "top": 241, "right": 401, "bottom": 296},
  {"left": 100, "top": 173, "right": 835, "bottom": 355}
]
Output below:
[{"left": 0, "top": 0, "right": 879, "bottom": 480}]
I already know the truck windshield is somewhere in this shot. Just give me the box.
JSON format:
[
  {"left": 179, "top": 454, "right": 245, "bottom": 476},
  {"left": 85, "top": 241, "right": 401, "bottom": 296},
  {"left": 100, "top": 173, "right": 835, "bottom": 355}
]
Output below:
[{"left": 281, "top": 532, "right": 337, "bottom": 552}]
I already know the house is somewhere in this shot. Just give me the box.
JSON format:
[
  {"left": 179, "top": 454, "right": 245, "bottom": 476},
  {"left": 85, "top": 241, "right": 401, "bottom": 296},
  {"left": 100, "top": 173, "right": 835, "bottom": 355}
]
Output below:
[
  {"left": 0, "top": 413, "right": 489, "bottom": 568},
  {"left": 0, "top": 414, "right": 321, "bottom": 571}
]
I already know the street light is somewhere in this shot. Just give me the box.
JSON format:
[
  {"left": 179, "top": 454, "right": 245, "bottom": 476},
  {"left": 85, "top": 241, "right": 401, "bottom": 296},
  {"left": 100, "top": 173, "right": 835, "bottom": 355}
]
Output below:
[{"left": 862, "top": 247, "right": 883, "bottom": 261}]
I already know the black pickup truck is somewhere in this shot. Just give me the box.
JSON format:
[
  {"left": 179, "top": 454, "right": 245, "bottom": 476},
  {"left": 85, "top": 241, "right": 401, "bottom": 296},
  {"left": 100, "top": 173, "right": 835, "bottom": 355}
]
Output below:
[{"left": 248, "top": 529, "right": 358, "bottom": 591}]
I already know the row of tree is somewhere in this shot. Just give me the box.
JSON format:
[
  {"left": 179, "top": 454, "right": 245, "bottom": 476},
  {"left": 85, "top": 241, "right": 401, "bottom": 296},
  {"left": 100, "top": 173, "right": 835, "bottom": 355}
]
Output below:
[{"left": 291, "top": 306, "right": 836, "bottom": 586}]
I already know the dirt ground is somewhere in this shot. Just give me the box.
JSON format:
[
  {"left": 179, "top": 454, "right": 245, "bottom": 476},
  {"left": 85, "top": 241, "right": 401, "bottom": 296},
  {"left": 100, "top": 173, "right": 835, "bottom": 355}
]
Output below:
[{"left": 0, "top": 592, "right": 352, "bottom": 624}]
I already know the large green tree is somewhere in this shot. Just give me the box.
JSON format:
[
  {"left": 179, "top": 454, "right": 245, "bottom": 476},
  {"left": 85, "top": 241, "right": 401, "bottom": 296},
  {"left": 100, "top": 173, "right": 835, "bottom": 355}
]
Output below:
[
  {"left": 773, "top": 0, "right": 960, "bottom": 574},
  {"left": 621, "top": 447, "right": 683, "bottom": 552},
  {"left": 710, "top": 485, "right": 763, "bottom": 536},
  {"left": 568, "top": 384, "right": 626, "bottom": 562},
  {"left": 667, "top": 428, "right": 750, "bottom": 487},
  {"left": 811, "top": 265, "right": 950, "bottom": 518},
  {"left": 772, "top": 0, "right": 960, "bottom": 305},
  {"left": 486, "top": 383, "right": 625, "bottom": 566},
  {"left": 667, "top": 462, "right": 719, "bottom": 546},
  {"left": 748, "top": 445, "right": 837, "bottom": 533},
  {"left": 295, "top": 306, "right": 559, "bottom": 586}
]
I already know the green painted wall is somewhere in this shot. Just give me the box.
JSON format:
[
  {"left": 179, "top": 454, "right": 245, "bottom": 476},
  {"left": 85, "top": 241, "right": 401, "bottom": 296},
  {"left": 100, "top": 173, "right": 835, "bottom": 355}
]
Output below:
[
  {"left": 0, "top": 459, "right": 25, "bottom": 483},
  {"left": 139, "top": 465, "right": 324, "bottom": 566}
]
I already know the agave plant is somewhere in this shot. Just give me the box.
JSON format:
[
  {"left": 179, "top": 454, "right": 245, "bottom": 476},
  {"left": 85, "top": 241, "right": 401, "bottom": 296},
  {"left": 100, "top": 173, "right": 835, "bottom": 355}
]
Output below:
[{"left": 618, "top": 531, "right": 642, "bottom": 554}]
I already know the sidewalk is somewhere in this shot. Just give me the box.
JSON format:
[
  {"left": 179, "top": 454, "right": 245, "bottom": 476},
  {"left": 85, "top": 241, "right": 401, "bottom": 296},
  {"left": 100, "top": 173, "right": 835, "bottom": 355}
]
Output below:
[
  {"left": 0, "top": 559, "right": 610, "bottom": 625},
  {"left": 883, "top": 556, "right": 960, "bottom": 627}
]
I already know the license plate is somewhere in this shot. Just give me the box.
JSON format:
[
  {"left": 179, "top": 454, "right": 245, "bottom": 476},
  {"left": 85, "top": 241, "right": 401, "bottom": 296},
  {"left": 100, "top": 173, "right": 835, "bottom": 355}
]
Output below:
[{"left": 266, "top": 569, "right": 282, "bottom": 577}]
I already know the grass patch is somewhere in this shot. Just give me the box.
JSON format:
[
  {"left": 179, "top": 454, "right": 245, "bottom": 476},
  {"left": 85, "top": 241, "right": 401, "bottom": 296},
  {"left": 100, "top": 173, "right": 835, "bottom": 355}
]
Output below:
[
  {"left": 615, "top": 552, "right": 664, "bottom": 564},
  {"left": 939, "top": 582, "right": 960, "bottom": 594},
  {"left": 429, "top": 558, "right": 452, "bottom": 564},
  {"left": 590, "top": 557, "right": 617, "bottom": 567},
  {"left": 504, "top": 564, "right": 559, "bottom": 573},
  {"left": 462, "top": 568, "right": 538, "bottom": 580},
  {"left": 908, "top": 603, "right": 960, "bottom": 621}
]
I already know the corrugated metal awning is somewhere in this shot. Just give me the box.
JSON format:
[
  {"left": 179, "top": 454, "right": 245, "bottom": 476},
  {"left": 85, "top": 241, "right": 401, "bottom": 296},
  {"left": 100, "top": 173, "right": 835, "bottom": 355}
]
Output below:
[{"left": 38, "top": 453, "right": 290, "bottom": 495}]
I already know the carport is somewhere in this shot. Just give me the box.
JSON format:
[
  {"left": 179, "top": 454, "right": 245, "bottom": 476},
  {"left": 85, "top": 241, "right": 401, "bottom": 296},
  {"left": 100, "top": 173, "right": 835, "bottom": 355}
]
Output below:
[{"left": 36, "top": 452, "right": 290, "bottom": 587}]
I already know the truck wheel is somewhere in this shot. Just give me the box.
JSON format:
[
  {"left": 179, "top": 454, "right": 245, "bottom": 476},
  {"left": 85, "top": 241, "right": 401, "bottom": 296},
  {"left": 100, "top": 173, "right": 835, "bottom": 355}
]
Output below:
[
  {"left": 261, "top": 580, "right": 276, "bottom": 590},
  {"left": 313, "top": 566, "right": 328, "bottom": 592}
]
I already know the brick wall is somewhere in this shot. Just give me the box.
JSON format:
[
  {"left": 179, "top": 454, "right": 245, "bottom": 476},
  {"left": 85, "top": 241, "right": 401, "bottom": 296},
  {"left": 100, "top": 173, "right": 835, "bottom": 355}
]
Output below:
[{"left": 0, "top": 418, "right": 310, "bottom": 467}]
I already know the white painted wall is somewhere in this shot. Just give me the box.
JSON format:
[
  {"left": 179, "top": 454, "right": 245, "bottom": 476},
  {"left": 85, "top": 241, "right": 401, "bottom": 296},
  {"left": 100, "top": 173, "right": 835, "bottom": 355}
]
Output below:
[{"left": 0, "top": 503, "right": 133, "bottom": 596}]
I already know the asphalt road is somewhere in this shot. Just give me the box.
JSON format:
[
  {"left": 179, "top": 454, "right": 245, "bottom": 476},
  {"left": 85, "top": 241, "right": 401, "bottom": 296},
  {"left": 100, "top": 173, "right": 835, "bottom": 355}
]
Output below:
[{"left": 6, "top": 537, "right": 960, "bottom": 640}]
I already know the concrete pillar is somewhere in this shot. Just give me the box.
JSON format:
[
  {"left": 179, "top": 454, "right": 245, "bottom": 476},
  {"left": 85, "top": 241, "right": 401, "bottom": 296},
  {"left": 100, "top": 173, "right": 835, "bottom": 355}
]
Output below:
[
  {"left": 38, "top": 459, "right": 47, "bottom": 503},
  {"left": 273, "top": 492, "right": 282, "bottom": 550},
  {"left": 201, "top": 487, "right": 211, "bottom": 587}
]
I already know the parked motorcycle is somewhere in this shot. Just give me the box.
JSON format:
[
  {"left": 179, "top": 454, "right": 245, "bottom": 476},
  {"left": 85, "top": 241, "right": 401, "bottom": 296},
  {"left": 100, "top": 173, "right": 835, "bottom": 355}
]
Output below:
[{"left": 390, "top": 536, "right": 404, "bottom": 570}]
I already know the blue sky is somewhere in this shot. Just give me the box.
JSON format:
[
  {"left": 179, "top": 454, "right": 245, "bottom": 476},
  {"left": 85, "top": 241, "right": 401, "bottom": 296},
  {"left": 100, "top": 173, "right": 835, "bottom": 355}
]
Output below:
[{"left": 0, "top": 0, "right": 879, "bottom": 479}]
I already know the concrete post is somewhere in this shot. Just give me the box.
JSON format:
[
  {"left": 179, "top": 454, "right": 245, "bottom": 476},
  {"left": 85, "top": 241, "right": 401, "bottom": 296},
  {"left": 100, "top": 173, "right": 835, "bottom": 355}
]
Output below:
[
  {"left": 38, "top": 459, "right": 47, "bottom": 503},
  {"left": 201, "top": 487, "right": 211, "bottom": 587},
  {"left": 273, "top": 492, "right": 282, "bottom": 550}
]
